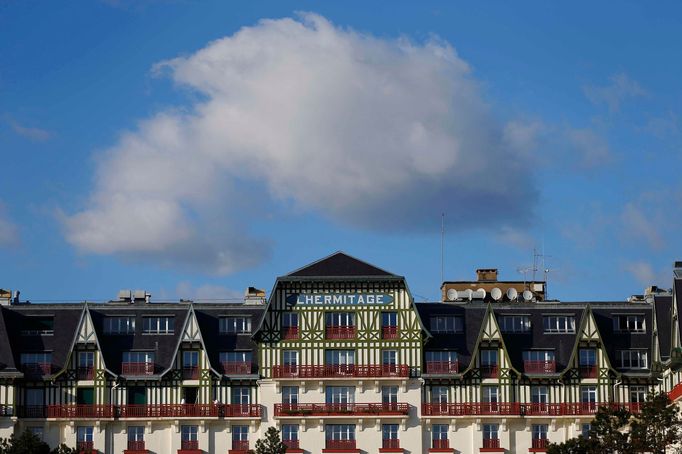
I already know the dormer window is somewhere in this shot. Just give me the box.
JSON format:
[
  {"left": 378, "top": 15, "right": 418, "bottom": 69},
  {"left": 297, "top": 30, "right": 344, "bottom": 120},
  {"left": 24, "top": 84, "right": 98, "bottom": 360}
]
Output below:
[
  {"left": 104, "top": 316, "right": 135, "bottom": 334},
  {"left": 498, "top": 315, "right": 531, "bottom": 333},
  {"left": 543, "top": 316, "right": 575, "bottom": 333},
  {"left": 614, "top": 315, "right": 645, "bottom": 333},
  {"left": 20, "top": 316, "right": 54, "bottom": 336},
  {"left": 617, "top": 350, "right": 648, "bottom": 369},
  {"left": 219, "top": 316, "right": 251, "bottom": 334},
  {"left": 142, "top": 316, "right": 174, "bottom": 334},
  {"left": 430, "top": 316, "right": 463, "bottom": 333}
]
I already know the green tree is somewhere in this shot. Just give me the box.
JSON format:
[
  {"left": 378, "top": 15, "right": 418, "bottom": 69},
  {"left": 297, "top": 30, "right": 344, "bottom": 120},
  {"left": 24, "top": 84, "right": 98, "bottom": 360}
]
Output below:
[
  {"left": 0, "top": 430, "right": 78, "bottom": 454},
  {"left": 630, "top": 392, "right": 682, "bottom": 454},
  {"left": 253, "top": 426, "right": 287, "bottom": 454}
]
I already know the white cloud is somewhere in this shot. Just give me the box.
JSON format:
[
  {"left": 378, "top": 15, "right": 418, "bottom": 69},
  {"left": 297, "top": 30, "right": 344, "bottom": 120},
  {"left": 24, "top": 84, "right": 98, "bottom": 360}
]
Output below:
[
  {"left": 64, "top": 13, "right": 537, "bottom": 273},
  {"left": 565, "top": 127, "right": 611, "bottom": 168},
  {"left": 623, "top": 261, "right": 655, "bottom": 286},
  {"left": 7, "top": 119, "right": 51, "bottom": 142},
  {"left": 583, "top": 73, "right": 646, "bottom": 112},
  {"left": 0, "top": 202, "right": 19, "bottom": 247},
  {"left": 174, "top": 282, "right": 244, "bottom": 302},
  {"left": 494, "top": 226, "right": 535, "bottom": 250}
]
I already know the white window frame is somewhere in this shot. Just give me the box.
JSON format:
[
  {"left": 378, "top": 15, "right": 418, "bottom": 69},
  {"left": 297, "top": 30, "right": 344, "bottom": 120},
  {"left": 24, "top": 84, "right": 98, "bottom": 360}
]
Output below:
[
  {"left": 282, "top": 386, "right": 299, "bottom": 405},
  {"left": 618, "top": 350, "right": 648, "bottom": 369},
  {"left": 181, "top": 425, "right": 198, "bottom": 441},
  {"left": 532, "top": 424, "right": 548, "bottom": 440},
  {"left": 498, "top": 315, "right": 531, "bottom": 333},
  {"left": 142, "top": 316, "right": 174, "bottom": 334},
  {"left": 430, "top": 316, "right": 463, "bottom": 333},
  {"left": 282, "top": 424, "right": 299, "bottom": 441},
  {"left": 326, "top": 386, "right": 355, "bottom": 404},
  {"left": 128, "top": 426, "right": 144, "bottom": 442},
  {"left": 483, "top": 423, "right": 499, "bottom": 440},
  {"left": 523, "top": 350, "right": 555, "bottom": 362},
  {"left": 104, "top": 316, "right": 135, "bottom": 334},
  {"left": 543, "top": 315, "right": 576, "bottom": 333},
  {"left": 77, "top": 426, "right": 94, "bottom": 443},
  {"left": 326, "top": 424, "right": 355, "bottom": 441},
  {"left": 615, "top": 315, "right": 646, "bottom": 333},
  {"left": 531, "top": 386, "right": 549, "bottom": 404},
  {"left": 579, "top": 349, "right": 597, "bottom": 366}
]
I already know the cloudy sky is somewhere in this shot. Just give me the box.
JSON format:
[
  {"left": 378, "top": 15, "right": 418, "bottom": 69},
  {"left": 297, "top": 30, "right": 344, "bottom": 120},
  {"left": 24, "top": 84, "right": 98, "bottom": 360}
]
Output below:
[{"left": 1, "top": 1, "right": 681, "bottom": 303}]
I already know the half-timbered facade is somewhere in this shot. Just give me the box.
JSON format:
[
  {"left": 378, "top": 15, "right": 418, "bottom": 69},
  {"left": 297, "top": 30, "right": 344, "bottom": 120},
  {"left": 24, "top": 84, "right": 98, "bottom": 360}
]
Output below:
[{"left": 0, "top": 253, "right": 682, "bottom": 454}]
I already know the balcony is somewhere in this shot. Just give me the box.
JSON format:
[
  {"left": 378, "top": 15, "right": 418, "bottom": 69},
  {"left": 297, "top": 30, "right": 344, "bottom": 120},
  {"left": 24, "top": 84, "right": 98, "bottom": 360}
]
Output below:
[
  {"left": 324, "top": 440, "right": 357, "bottom": 452},
  {"left": 282, "top": 327, "right": 299, "bottom": 340},
  {"left": 523, "top": 403, "right": 562, "bottom": 416},
  {"left": 481, "top": 438, "right": 504, "bottom": 452},
  {"left": 274, "top": 403, "right": 409, "bottom": 417},
  {"left": 16, "top": 406, "right": 46, "bottom": 418},
  {"left": 382, "top": 326, "right": 399, "bottom": 340},
  {"left": 47, "top": 405, "right": 114, "bottom": 419},
  {"left": 670, "top": 381, "right": 682, "bottom": 401},
  {"left": 272, "top": 364, "right": 409, "bottom": 379},
  {"left": 422, "top": 402, "right": 520, "bottom": 416},
  {"left": 530, "top": 439, "right": 548, "bottom": 452},
  {"left": 182, "top": 366, "right": 199, "bottom": 379},
  {"left": 524, "top": 360, "right": 556, "bottom": 375},
  {"left": 579, "top": 365, "right": 598, "bottom": 378},
  {"left": 229, "top": 440, "right": 249, "bottom": 454},
  {"left": 380, "top": 438, "right": 402, "bottom": 453},
  {"left": 77, "top": 441, "right": 94, "bottom": 453},
  {"left": 77, "top": 367, "right": 94, "bottom": 380},
  {"left": 430, "top": 439, "right": 452, "bottom": 452},
  {"left": 425, "top": 361, "right": 459, "bottom": 375},
  {"left": 178, "top": 440, "right": 200, "bottom": 454},
  {"left": 121, "top": 362, "right": 155, "bottom": 376},
  {"left": 117, "top": 403, "right": 260, "bottom": 418},
  {"left": 221, "top": 362, "right": 252, "bottom": 375},
  {"left": 325, "top": 326, "right": 356, "bottom": 339},
  {"left": 22, "top": 363, "right": 52, "bottom": 378},
  {"left": 284, "top": 440, "right": 300, "bottom": 450},
  {"left": 480, "top": 365, "right": 498, "bottom": 378},
  {"left": 124, "top": 440, "right": 148, "bottom": 454}
]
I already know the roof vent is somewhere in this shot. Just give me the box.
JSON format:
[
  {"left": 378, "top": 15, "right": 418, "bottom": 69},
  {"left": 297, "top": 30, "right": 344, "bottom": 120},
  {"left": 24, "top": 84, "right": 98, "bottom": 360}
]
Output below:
[
  {"left": 476, "top": 269, "right": 498, "bottom": 282},
  {"left": 244, "top": 287, "right": 266, "bottom": 305},
  {"left": 0, "top": 289, "right": 11, "bottom": 306},
  {"left": 117, "top": 290, "right": 132, "bottom": 302}
]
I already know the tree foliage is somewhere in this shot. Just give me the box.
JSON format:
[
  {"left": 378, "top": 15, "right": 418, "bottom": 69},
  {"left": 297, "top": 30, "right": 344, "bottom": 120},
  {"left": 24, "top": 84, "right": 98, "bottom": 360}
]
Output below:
[
  {"left": 0, "top": 430, "right": 78, "bottom": 454},
  {"left": 547, "top": 392, "right": 682, "bottom": 454},
  {"left": 253, "top": 426, "right": 287, "bottom": 454}
]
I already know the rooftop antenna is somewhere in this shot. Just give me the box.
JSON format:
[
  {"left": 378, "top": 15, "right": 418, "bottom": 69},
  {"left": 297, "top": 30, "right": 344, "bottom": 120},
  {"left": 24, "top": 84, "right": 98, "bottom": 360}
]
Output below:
[{"left": 440, "top": 213, "right": 445, "bottom": 285}]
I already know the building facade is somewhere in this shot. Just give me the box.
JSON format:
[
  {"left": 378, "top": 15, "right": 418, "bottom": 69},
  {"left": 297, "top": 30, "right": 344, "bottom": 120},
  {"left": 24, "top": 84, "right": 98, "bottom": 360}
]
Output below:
[{"left": 1, "top": 252, "right": 682, "bottom": 454}]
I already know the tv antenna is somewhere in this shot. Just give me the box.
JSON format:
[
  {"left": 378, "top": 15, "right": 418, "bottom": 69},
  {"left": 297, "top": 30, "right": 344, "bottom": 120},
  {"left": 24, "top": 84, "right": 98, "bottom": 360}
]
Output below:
[{"left": 440, "top": 213, "right": 445, "bottom": 285}]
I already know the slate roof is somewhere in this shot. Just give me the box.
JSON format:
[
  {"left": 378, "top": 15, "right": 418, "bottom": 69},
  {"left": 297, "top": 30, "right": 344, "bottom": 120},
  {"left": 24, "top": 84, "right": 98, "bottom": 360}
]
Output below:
[
  {"left": 654, "top": 295, "right": 673, "bottom": 361},
  {"left": 0, "top": 307, "right": 19, "bottom": 375},
  {"left": 285, "top": 251, "right": 398, "bottom": 278}
]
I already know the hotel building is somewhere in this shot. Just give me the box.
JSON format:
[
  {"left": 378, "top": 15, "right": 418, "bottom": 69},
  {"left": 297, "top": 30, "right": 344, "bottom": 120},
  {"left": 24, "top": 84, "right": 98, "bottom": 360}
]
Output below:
[{"left": 1, "top": 252, "right": 682, "bottom": 453}]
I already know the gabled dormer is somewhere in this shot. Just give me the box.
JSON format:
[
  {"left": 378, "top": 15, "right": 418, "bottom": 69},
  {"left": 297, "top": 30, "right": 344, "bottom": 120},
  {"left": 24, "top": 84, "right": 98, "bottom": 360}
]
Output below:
[
  {"left": 466, "top": 304, "right": 517, "bottom": 379},
  {"left": 563, "top": 306, "right": 612, "bottom": 380}
]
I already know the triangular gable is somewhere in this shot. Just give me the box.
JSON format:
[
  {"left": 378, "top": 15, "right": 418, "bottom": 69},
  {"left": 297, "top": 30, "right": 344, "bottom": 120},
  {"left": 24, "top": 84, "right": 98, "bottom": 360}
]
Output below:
[
  {"left": 562, "top": 306, "right": 614, "bottom": 373},
  {"left": 286, "top": 251, "right": 397, "bottom": 277},
  {"left": 163, "top": 304, "right": 219, "bottom": 377},
  {"left": 464, "top": 304, "right": 519, "bottom": 374},
  {"left": 55, "top": 304, "right": 112, "bottom": 378}
]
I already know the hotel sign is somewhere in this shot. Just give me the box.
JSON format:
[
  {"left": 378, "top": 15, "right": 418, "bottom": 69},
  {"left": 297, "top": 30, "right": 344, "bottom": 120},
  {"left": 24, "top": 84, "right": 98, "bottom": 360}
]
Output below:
[{"left": 286, "top": 293, "right": 394, "bottom": 306}]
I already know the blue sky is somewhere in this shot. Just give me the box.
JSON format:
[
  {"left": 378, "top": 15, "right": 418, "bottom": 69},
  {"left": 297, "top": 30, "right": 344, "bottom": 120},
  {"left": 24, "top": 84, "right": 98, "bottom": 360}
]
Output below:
[{"left": 1, "top": 1, "right": 681, "bottom": 303}]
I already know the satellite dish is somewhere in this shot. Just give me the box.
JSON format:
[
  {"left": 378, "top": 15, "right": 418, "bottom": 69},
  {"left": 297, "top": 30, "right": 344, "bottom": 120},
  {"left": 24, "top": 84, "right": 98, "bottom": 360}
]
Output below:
[
  {"left": 472, "top": 288, "right": 486, "bottom": 300},
  {"left": 463, "top": 289, "right": 473, "bottom": 300},
  {"left": 506, "top": 288, "right": 518, "bottom": 301},
  {"left": 522, "top": 290, "right": 533, "bottom": 302},
  {"left": 446, "top": 289, "right": 457, "bottom": 301},
  {"left": 491, "top": 287, "right": 502, "bottom": 301}
]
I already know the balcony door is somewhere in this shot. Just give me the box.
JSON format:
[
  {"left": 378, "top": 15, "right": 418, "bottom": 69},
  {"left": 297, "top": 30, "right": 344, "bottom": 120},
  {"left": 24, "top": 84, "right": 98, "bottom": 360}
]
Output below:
[
  {"left": 326, "top": 386, "right": 354, "bottom": 411},
  {"left": 25, "top": 389, "right": 44, "bottom": 417},
  {"left": 325, "top": 350, "right": 355, "bottom": 375},
  {"left": 182, "top": 387, "right": 198, "bottom": 404},
  {"left": 77, "top": 388, "right": 94, "bottom": 405},
  {"left": 128, "top": 387, "right": 146, "bottom": 405}
]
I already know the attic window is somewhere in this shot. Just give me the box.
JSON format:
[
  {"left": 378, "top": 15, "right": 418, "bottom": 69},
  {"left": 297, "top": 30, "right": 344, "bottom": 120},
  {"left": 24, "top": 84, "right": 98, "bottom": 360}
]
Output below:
[
  {"left": 104, "top": 316, "right": 135, "bottom": 334},
  {"left": 543, "top": 316, "right": 575, "bottom": 334},
  {"left": 498, "top": 315, "right": 531, "bottom": 333},
  {"left": 20, "top": 316, "right": 54, "bottom": 336},
  {"left": 614, "top": 315, "right": 645, "bottom": 333},
  {"left": 219, "top": 316, "right": 251, "bottom": 334},
  {"left": 430, "top": 316, "right": 463, "bottom": 333},
  {"left": 142, "top": 316, "right": 174, "bottom": 334}
]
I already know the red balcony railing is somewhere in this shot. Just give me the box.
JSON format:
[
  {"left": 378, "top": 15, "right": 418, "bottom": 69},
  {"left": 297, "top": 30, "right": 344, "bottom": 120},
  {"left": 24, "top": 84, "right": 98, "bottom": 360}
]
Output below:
[
  {"left": 561, "top": 402, "right": 598, "bottom": 415},
  {"left": 426, "top": 361, "right": 459, "bottom": 374},
  {"left": 223, "top": 404, "right": 261, "bottom": 417},
  {"left": 326, "top": 440, "right": 356, "bottom": 450},
  {"left": 272, "top": 364, "right": 409, "bottom": 378},
  {"left": 48, "top": 404, "right": 114, "bottom": 418},
  {"left": 480, "top": 365, "right": 498, "bottom": 378},
  {"left": 482, "top": 438, "right": 500, "bottom": 449},
  {"left": 126, "top": 440, "right": 146, "bottom": 452},
  {"left": 275, "top": 403, "right": 409, "bottom": 417},
  {"left": 579, "top": 365, "right": 598, "bottom": 378},
  {"left": 22, "top": 363, "right": 52, "bottom": 378},
  {"left": 670, "top": 381, "right": 682, "bottom": 401},
  {"left": 325, "top": 326, "right": 356, "bottom": 339},
  {"left": 222, "top": 362, "right": 252, "bottom": 375},
  {"left": 77, "top": 441, "right": 94, "bottom": 452},
  {"left": 17, "top": 405, "right": 46, "bottom": 418},
  {"left": 524, "top": 360, "right": 556, "bottom": 374},
  {"left": 382, "top": 439, "right": 400, "bottom": 449},
  {"left": 284, "top": 440, "right": 300, "bottom": 450},
  {"left": 181, "top": 440, "right": 198, "bottom": 450},
  {"left": 382, "top": 326, "right": 399, "bottom": 339},
  {"left": 77, "top": 367, "right": 94, "bottom": 380},
  {"left": 531, "top": 439, "right": 548, "bottom": 450},
  {"left": 523, "top": 403, "right": 562, "bottom": 416},
  {"left": 282, "top": 327, "right": 299, "bottom": 339},
  {"left": 422, "top": 402, "right": 520, "bottom": 416},
  {"left": 121, "top": 362, "right": 154, "bottom": 376},
  {"left": 231, "top": 440, "right": 249, "bottom": 452},
  {"left": 116, "top": 403, "right": 260, "bottom": 418},
  {"left": 432, "top": 439, "right": 449, "bottom": 449},
  {"left": 182, "top": 366, "right": 199, "bottom": 379}
]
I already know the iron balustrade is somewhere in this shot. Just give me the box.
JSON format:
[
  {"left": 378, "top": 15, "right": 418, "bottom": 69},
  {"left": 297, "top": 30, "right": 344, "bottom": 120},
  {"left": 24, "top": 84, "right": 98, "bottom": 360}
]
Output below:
[
  {"left": 121, "top": 362, "right": 154, "bottom": 376},
  {"left": 422, "top": 402, "right": 643, "bottom": 417},
  {"left": 22, "top": 363, "right": 52, "bottom": 378},
  {"left": 282, "top": 327, "right": 299, "bottom": 339},
  {"left": 0, "top": 405, "right": 13, "bottom": 416},
  {"left": 325, "top": 440, "right": 356, "bottom": 450},
  {"left": 77, "top": 367, "right": 94, "bottom": 380},
  {"left": 48, "top": 404, "right": 114, "bottom": 418},
  {"left": 127, "top": 440, "right": 146, "bottom": 451},
  {"left": 382, "top": 439, "right": 400, "bottom": 449},
  {"left": 182, "top": 366, "right": 199, "bottom": 379},
  {"left": 482, "top": 439, "right": 501, "bottom": 449},
  {"left": 180, "top": 440, "right": 199, "bottom": 450},
  {"left": 382, "top": 326, "right": 399, "bottom": 339},
  {"left": 76, "top": 441, "right": 94, "bottom": 452},
  {"left": 221, "top": 362, "right": 252, "bottom": 375},
  {"left": 42, "top": 404, "right": 260, "bottom": 419},
  {"left": 425, "top": 361, "right": 459, "bottom": 374},
  {"left": 579, "top": 365, "right": 598, "bottom": 378},
  {"left": 532, "top": 439, "right": 549, "bottom": 449},
  {"left": 524, "top": 360, "right": 556, "bottom": 374},
  {"left": 231, "top": 440, "right": 249, "bottom": 452},
  {"left": 272, "top": 364, "right": 409, "bottom": 378},
  {"left": 325, "top": 326, "right": 357, "bottom": 339},
  {"left": 480, "top": 365, "right": 499, "bottom": 378},
  {"left": 432, "top": 439, "right": 450, "bottom": 449},
  {"left": 275, "top": 403, "right": 409, "bottom": 417},
  {"left": 283, "top": 440, "right": 300, "bottom": 450}
]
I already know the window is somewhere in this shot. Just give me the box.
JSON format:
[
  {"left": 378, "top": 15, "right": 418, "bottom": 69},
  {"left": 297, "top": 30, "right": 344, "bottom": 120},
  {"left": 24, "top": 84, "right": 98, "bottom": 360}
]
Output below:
[
  {"left": 432, "top": 424, "right": 448, "bottom": 448},
  {"left": 20, "top": 352, "right": 51, "bottom": 365},
  {"left": 480, "top": 349, "right": 498, "bottom": 366},
  {"left": 618, "top": 350, "right": 648, "bottom": 369},
  {"left": 123, "top": 352, "right": 154, "bottom": 364},
  {"left": 181, "top": 425, "right": 198, "bottom": 450},
  {"left": 283, "top": 350, "right": 298, "bottom": 366},
  {"left": 183, "top": 351, "right": 199, "bottom": 367},
  {"left": 326, "top": 424, "right": 355, "bottom": 449},
  {"left": 219, "top": 351, "right": 252, "bottom": 374},
  {"left": 382, "top": 312, "right": 397, "bottom": 327},
  {"left": 77, "top": 426, "right": 93, "bottom": 443},
  {"left": 482, "top": 386, "right": 499, "bottom": 403},
  {"left": 382, "top": 386, "right": 398, "bottom": 404},
  {"left": 532, "top": 424, "right": 548, "bottom": 440},
  {"left": 282, "top": 424, "right": 298, "bottom": 442},
  {"left": 581, "top": 386, "right": 597, "bottom": 403},
  {"left": 282, "top": 386, "right": 299, "bottom": 405},
  {"left": 531, "top": 386, "right": 549, "bottom": 403},
  {"left": 104, "top": 316, "right": 135, "bottom": 334},
  {"left": 430, "top": 316, "right": 463, "bottom": 333},
  {"left": 426, "top": 351, "right": 458, "bottom": 363},
  {"left": 326, "top": 386, "right": 354, "bottom": 404},
  {"left": 142, "top": 316, "right": 174, "bottom": 334},
  {"left": 232, "top": 425, "right": 248, "bottom": 450},
  {"left": 498, "top": 315, "right": 531, "bottom": 333},
  {"left": 220, "top": 316, "right": 251, "bottom": 334},
  {"left": 483, "top": 423, "right": 499, "bottom": 440},
  {"left": 325, "top": 312, "right": 355, "bottom": 327},
  {"left": 581, "top": 424, "right": 591, "bottom": 438},
  {"left": 382, "top": 424, "right": 399, "bottom": 449},
  {"left": 25, "top": 389, "right": 44, "bottom": 407},
  {"left": 579, "top": 349, "right": 597, "bottom": 366},
  {"left": 382, "top": 350, "right": 397, "bottom": 365},
  {"left": 431, "top": 386, "right": 448, "bottom": 403},
  {"left": 282, "top": 312, "right": 298, "bottom": 338},
  {"left": 615, "top": 315, "right": 646, "bottom": 333},
  {"left": 21, "top": 316, "right": 54, "bottom": 335},
  {"left": 630, "top": 386, "right": 647, "bottom": 403},
  {"left": 325, "top": 350, "right": 355, "bottom": 366},
  {"left": 128, "top": 426, "right": 144, "bottom": 444},
  {"left": 543, "top": 316, "right": 576, "bottom": 333},
  {"left": 523, "top": 351, "right": 555, "bottom": 362},
  {"left": 231, "top": 387, "right": 250, "bottom": 405},
  {"left": 78, "top": 352, "right": 94, "bottom": 368}
]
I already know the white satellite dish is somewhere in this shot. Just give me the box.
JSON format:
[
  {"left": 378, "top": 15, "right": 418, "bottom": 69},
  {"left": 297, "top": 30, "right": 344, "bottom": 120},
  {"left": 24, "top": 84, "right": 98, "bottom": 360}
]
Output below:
[
  {"left": 446, "top": 289, "right": 457, "bottom": 301},
  {"left": 522, "top": 290, "right": 533, "bottom": 302},
  {"left": 473, "top": 288, "right": 486, "bottom": 300},
  {"left": 491, "top": 287, "right": 502, "bottom": 301},
  {"left": 463, "top": 289, "right": 473, "bottom": 300},
  {"left": 506, "top": 288, "right": 518, "bottom": 301}
]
